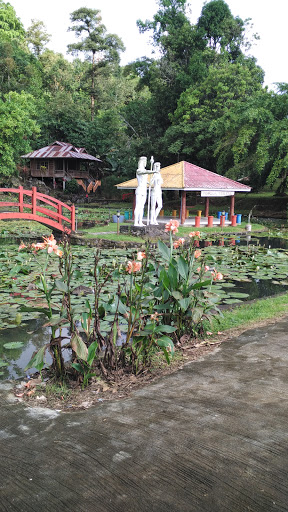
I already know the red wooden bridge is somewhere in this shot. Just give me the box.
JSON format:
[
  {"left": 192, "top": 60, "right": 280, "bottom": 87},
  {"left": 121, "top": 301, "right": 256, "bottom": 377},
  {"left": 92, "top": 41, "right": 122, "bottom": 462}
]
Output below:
[{"left": 0, "top": 186, "right": 75, "bottom": 233}]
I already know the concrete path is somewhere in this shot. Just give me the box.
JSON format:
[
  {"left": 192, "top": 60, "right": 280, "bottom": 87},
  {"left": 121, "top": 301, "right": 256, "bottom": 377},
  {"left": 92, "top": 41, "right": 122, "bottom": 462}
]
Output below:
[{"left": 1, "top": 318, "right": 288, "bottom": 511}]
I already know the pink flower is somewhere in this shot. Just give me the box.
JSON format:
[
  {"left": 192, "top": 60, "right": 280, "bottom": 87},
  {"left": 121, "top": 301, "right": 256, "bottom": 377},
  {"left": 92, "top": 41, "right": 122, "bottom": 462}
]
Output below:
[
  {"left": 54, "top": 248, "right": 63, "bottom": 257},
  {"left": 189, "top": 231, "right": 201, "bottom": 238},
  {"left": 194, "top": 249, "right": 202, "bottom": 259},
  {"left": 173, "top": 237, "right": 185, "bottom": 248},
  {"left": 137, "top": 251, "right": 146, "bottom": 261},
  {"left": 126, "top": 260, "right": 142, "bottom": 274},
  {"left": 18, "top": 242, "right": 26, "bottom": 251},
  {"left": 165, "top": 219, "right": 179, "bottom": 234},
  {"left": 31, "top": 234, "right": 62, "bottom": 257},
  {"left": 31, "top": 242, "right": 46, "bottom": 252},
  {"left": 204, "top": 265, "right": 210, "bottom": 272},
  {"left": 211, "top": 270, "right": 223, "bottom": 281},
  {"left": 43, "top": 234, "right": 57, "bottom": 254}
]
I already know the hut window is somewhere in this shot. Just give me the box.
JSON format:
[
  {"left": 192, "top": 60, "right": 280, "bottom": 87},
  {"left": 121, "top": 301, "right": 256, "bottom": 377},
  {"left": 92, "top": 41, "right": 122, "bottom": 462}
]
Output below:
[
  {"left": 55, "top": 159, "right": 63, "bottom": 171},
  {"left": 36, "top": 160, "right": 48, "bottom": 170}
]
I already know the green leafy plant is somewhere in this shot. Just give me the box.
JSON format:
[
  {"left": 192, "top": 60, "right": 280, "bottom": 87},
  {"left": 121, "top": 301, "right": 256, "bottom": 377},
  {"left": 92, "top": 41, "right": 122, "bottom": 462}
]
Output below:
[
  {"left": 71, "top": 340, "right": 98, "bottom": 388},
  {"left": 150, "top": 222, "right": 222, "bottom": 338}
]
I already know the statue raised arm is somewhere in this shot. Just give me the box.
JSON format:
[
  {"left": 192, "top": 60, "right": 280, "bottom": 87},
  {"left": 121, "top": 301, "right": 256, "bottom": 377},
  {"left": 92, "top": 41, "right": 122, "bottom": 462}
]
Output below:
[
  {"left": 134, "top": 156, "right": 156, "bottom": 226},
  {"left": 150, "top": 162, "right": 163, "bottom": 225}
]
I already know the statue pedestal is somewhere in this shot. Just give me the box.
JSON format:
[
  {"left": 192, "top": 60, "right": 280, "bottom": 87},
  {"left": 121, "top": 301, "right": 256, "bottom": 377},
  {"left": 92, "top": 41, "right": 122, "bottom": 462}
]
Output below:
[{"left": 120, "top": 225, "right": 167, "bottom": 237}]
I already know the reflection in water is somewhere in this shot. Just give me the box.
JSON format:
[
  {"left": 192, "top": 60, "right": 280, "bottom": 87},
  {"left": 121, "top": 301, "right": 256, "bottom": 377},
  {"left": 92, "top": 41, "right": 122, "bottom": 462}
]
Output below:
[
  {"left": 0, "top": 318, "right": 71, "bottom": 380},
  {"left": 231, "top": 278, "right": 287, "bottom": 301}
]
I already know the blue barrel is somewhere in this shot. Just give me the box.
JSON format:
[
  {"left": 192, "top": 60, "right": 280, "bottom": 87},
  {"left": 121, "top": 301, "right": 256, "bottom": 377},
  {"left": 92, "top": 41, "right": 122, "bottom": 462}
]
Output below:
[
  {"left": 124, "top": 211, "right": 129, "bottom": 220},
  {"left": 112, "top": 214, "right": 124, "bottom": 223},
  {"left": 225, "top": 212, "right": 228, "bottom": 220},
  {"left": 217, "top": 211, "right": 222, "bottom": 219},
  {"left": 236, "top": 214, "right": 242, "bottom": 224}
]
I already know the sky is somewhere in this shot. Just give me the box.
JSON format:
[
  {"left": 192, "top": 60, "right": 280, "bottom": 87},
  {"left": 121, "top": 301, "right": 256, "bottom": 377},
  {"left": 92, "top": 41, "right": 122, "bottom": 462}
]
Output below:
[{"left": 9, "top": 0, "right": 288, "bottom": 90}]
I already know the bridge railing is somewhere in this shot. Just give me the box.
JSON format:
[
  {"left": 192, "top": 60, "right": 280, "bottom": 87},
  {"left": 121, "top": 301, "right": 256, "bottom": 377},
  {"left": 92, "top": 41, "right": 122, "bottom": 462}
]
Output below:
[{"left": 0, "top": 186, "right": 75, "bottom": 233}]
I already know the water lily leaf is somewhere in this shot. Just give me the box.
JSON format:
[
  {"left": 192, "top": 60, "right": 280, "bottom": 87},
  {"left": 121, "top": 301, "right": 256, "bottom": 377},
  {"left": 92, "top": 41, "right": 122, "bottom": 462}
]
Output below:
[
  {"left": 19, "top": 305, "right": 50, "bottom": 318},
  {"left": 3, "top": 342, "right": 24, "bottom": 349},
  {"left": 227, "top": 292, "right": 250, "bottom": 298},
  {"left": 223, "top": 298, "right": 243, "bottom": 304}
]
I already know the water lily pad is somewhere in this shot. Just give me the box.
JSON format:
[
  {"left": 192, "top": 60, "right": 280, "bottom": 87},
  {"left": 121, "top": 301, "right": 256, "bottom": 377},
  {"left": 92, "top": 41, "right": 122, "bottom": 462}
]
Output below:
[
  {"left": 226, "top": 292, "right": 250, "bottom": 298},
  {"left": 3, "top": 342, "right": 24, "bottom": 349},
  {"left": 222, "top": 298, "right": 243, "bottom": 304}
]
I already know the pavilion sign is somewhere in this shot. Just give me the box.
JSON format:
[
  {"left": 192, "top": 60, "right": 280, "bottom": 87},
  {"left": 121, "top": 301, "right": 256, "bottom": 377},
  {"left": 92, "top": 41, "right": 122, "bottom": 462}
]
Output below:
[{"left": 201, "top": 191, "right": 235, "bottom": 197}]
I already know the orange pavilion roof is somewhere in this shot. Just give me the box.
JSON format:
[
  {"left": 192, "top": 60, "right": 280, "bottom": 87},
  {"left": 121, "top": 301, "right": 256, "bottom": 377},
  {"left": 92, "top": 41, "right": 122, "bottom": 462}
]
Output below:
[{"left": 116, "top": 161, "right": 251, "bottom": 193}]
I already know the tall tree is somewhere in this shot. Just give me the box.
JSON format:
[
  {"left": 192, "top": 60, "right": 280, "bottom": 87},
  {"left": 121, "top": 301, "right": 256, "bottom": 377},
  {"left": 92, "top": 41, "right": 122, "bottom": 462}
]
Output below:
[
  {"left": 0, "top": 2, "right": 42, "bottom": 99},
  {"left": 67, "top": 7, "right": 124, "bottom": 120},
  {"left": 163, "top": 59, "right": 264, "bottom": 169},
  {"left": 0, "top": 0, "right": 25, "bottom": 42},
  {"left": 0, "top": 91, "right": 39, "bottom": 178},
  {"left": 26, "top": 19, "right": 51, "bottom": 57},
  {"left": 212, "top": 84, "right": 288, "bottom": 192},
  {"left": 196, "top": 0, "right": 258, "bottom": 61}
]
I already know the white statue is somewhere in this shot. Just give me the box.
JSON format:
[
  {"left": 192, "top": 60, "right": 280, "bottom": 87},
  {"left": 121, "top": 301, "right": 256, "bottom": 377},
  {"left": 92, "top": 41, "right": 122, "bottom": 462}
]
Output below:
[
  {"left": 150, "top": 162, "right": 163, "bottom": 225},
  {"left": 134, "top": 156, "right": 156, "bottom": 226}
]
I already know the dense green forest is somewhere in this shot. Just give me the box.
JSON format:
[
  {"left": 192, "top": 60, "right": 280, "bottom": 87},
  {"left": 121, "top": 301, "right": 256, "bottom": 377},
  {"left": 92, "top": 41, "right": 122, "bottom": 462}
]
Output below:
[{"left": 1, "top": 0, "right": 288, "bottom": 192}]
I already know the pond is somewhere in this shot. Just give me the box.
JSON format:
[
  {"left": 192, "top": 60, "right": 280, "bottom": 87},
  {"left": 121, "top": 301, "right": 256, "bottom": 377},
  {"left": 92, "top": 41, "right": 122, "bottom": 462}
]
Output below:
[
  {"left": 1, "top": 234, "right": 288, "bottom": 380},
  {"left": 0, "top": 320, "right": 71, "bottom": 380}
]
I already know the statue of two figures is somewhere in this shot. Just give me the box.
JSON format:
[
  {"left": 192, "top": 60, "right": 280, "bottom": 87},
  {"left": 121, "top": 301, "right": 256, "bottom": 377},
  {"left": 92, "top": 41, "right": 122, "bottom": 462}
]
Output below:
[{"left": 134, "top": 156, "right": 163, "bottom": 227}]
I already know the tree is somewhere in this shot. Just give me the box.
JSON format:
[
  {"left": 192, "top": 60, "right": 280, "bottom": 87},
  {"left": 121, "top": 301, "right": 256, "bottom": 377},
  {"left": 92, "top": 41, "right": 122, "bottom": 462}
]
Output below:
[
  {"left": 163, "top": 59, "right": 264, "bottom": 170},
  {"left": 212, "top": 89, "right": 274, "bottom": 187},
  {"left": 26, "top": 19, "right": 51, "bottom": 57},
  {"left": 67, "top": 7, "right": 125, "bottom": 120},
  {"left": 0, "top": 91, "right": 40, "bottom": 177},
  {"left": 196, "top": 0, "right": 256, "bottom": 61},
  {"left": 137, "top": 0, "right": 197, "bottom": 60},
  {"left": 0, "top": 0, "right": 25, "bottom": 42}
]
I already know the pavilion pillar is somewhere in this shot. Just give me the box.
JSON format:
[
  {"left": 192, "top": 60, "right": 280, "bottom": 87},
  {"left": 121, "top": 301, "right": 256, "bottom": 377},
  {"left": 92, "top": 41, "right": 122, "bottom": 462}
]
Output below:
[
  {"left": 132, "top": 190, "right": 136, "bottom": 220},
  {"left": 230, "top": 194, "right": 235, "bottom": 219},
  {"left": 204, "top": 197, "right": 209, "bottom": 218},
  {"left": 180, "top": 191, "right": 186, "bottom": 225}
]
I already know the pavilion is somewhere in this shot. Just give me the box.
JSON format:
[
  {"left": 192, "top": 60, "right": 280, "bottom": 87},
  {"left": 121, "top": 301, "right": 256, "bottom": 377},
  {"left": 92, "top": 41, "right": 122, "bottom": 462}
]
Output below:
[{"left": 116, "top": 161, "right": 251, "bottom": 224}]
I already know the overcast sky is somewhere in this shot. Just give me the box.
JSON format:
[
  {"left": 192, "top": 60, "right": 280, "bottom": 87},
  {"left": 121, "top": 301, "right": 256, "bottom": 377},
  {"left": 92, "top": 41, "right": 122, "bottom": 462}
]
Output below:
[{"left": 9, "top": 0, "right": 288, "bottom": 90}]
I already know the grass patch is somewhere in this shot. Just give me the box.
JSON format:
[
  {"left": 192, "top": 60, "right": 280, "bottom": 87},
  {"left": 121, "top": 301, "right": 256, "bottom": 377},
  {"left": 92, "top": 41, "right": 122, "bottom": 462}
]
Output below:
[
  {"left": 79, "top": 221, "right": 267, "bottom": 242},
  {"left": 45, "top": 381, "right": 72, "bottom": 400},
  {"left": 177, "top": 223, "right": 267, "bottom": 236},
  {"left": 209, "top": 292, "right": 288, "bottom": 334}
]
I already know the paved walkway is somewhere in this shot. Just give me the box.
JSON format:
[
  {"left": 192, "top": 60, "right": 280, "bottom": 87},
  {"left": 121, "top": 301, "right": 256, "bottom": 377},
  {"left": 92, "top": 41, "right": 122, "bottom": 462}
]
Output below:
[{"left": 1, "top": 318, "right": 288, "bottom": 511}]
